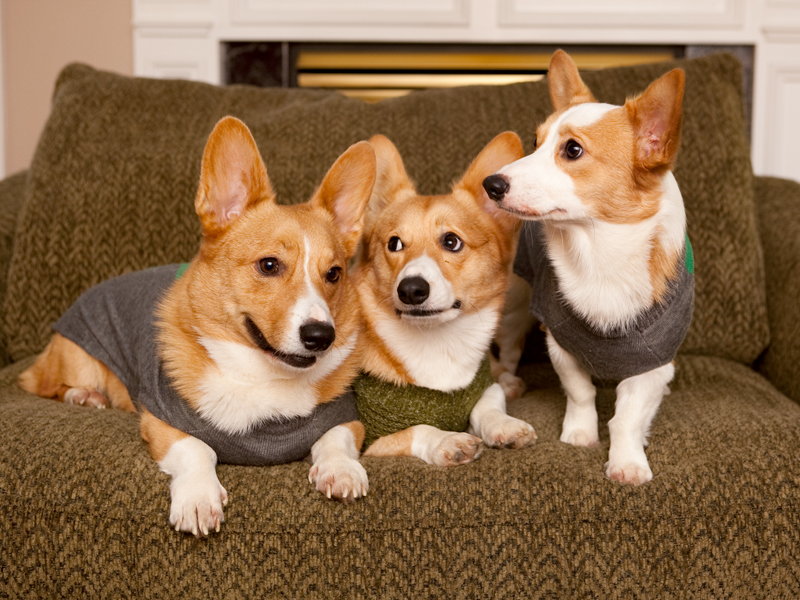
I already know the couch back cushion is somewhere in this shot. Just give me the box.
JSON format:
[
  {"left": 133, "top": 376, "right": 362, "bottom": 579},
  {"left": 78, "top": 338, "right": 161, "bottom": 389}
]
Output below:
[{"left": 3, "top": 54, "right": 768, "bottom": 365}]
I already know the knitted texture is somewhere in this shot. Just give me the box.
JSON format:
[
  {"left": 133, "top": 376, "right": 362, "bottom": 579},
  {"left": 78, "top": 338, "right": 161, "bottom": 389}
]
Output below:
[
  {"left": 2, "top": 54, "right": 767, "bottom": 366},
  {"left": 754, "top": 176, "right": 800, "bottom": 403},
  {"left": 3, "top": 354, "right": 800, "bottom": 599},
  {"left": 0, "top": 171, "right": 27, "bottom": 368},
  {"left": 354, "top": 356, "right": 494, "bottom": 448}
]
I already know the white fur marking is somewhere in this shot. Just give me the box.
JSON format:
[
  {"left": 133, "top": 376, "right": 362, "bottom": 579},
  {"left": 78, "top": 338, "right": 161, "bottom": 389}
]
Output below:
[
  {"left": 309, "top": 424, "right": 368, "bottom": 500},
  {"left": 373, "top": 305, "right": 499, "bottom": 391},
  {"left": 159, "top": 436, "right": 227, "bottom": 536},
  {"left": 197, "top": 332, "right": 357, "bottom": 434}
]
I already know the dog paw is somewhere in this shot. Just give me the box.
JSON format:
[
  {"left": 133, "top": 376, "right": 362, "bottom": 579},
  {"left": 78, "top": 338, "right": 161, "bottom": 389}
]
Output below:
[
  {"left": 169, "top": 477, "right": 228, "bottom": 537},
  {"left": 430, "top": 433, "right": 483, "bottom": 467},
  {"left": 64, "top": 388, "right": 110, "bottom": 409},
  {"left": 605, "top": 461, "right": 653, "bottom": 485},
  {"left": 482, "top": 416, "right": 537, "bottom": 449},
  {"left": 560, "top": 428, "right": 600, "bottom": 447},
  {"left": 498, "top": 372, "right": 526, "bottom": 400},
  {"left": 309, "top": 456, "right": 369, "bottom": 502}
]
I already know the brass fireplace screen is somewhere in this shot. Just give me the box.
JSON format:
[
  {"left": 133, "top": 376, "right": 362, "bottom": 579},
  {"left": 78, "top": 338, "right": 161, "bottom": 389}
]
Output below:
[{"left": 224, "top": 43, "right": 680, "bottom": 102}]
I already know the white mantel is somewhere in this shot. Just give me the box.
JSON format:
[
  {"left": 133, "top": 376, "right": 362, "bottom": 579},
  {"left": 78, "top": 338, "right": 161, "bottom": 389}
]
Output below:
[{"left": 132, "top": 0, "right": 800, "bottom": 181}]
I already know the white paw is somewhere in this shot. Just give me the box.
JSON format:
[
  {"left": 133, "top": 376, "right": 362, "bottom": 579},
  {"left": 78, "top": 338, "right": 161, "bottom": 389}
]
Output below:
[
  {"left": 560, "top": 427, "right": 600, "bottom": 447},
  {"left": 169, "top": 476, "right": 228, "bottom": 537},
  {"left": 481, "top": 415, "right": 537, "bottom": 449},
  {"left": 605, "top": 460, "right": 653, "bottom": 485},
  {"left": 309, "top": 456, "right": 369, "bottom": 502},
  {"left": 498, "top": 372, "right": 526, "bottom": 400},
  {"left": 430, "top": 433, "right": 483, "bottom": 467},
  {"left": 64, "top": 388, "right": 110, "bottom": 409}
]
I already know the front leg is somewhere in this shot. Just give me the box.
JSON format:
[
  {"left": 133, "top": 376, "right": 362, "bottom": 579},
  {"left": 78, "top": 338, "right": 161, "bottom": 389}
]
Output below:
[
  {"left": 140, "top": 410, "right": 228, "bottom": 537},
  {"left": 364, "top": 425, "right": 483, "bottom": 466},
  {"left": 546, "top": 330, "right": 599, "bottom": 447},
  {"left": 606, "top": 362, "right": 674, "bottom": 485},
  {"left": 468, "top": 382, "right": 537, "bottom": 449},
  {"left": 309, "top": 421, "right": 369, "bottom": 502}
]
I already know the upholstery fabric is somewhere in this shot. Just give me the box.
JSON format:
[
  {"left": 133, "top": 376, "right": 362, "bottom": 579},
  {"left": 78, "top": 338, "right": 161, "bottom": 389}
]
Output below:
[{"left": 2, "top": 354, "right": 799, "bottom": 598}]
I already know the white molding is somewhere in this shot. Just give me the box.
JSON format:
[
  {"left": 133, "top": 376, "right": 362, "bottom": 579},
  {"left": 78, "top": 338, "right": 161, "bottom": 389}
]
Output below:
[
  {"left": 230, "top": 0, "right": 470, "bottom": 27},
  {"left": 762, "top": 64, "right": 800, "bottom": 178},
  {"left": 498, "top": 0, "right": 746, "bottom": 30}
]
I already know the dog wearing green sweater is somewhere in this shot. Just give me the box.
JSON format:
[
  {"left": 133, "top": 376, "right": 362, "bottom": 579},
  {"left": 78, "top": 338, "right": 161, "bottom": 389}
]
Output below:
[{"left": 352, "top": 133, "right": 537, "bottom": 466}]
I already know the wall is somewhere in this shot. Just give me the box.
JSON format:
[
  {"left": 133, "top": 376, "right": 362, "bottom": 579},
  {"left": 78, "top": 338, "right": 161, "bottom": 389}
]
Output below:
[{"left": 2, "top": 0, "right": 133, "bottom": 176}]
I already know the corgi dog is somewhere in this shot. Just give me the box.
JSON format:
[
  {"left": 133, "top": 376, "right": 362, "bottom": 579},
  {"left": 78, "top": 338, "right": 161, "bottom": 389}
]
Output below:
[
  {"left": 352, "top": 132, "right": 537, "bottom": 466},
  {"left": 483, "top": 50, "right": 694, "bottom": 485},
  {"left": 19, "top": 116, "right": 377, "bottom": 535}
]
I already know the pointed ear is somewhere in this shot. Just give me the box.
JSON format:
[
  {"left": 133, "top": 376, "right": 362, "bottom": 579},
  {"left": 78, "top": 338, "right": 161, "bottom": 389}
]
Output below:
[
  {"left": 454, "top": 131, "right": 525, "bottom": 233},
  {"left": 312, "top": 141, "right": 377, "bottom": 258},
  {"left": 365, "top": 134, "right": 416, "bottom": 229},
  {"left": 195, "top": 117, "right": 274, "bottom": 236},
  {"left": 548, "top": 49, "right": 596, "bottom": 111},
  {"left": 625, "top": 68, "right": 685, "bottom": 171}
]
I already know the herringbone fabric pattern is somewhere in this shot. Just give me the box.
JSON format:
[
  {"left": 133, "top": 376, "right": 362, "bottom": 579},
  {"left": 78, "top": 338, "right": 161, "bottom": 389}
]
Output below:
[
  {"left": 2, "top": 355, "right": 800, "bottom": 599},
  {"left": 2, "top": 54, "right": 767, "bottom": 365}
]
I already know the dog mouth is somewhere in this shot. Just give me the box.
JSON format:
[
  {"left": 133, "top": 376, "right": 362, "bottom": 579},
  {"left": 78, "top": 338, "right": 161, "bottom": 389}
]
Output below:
[
  {"left": 244, "top": 316, "right": 317, "bottom": 369},
  {"left": 395, "top": 300, "right": 462, "bottom": 318},
  {"left": 499, "top": 205, "right": 568, "bottom": 220}
]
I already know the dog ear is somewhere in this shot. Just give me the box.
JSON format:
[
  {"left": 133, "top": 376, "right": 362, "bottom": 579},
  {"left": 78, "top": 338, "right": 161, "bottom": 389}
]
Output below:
[
  {"left": 455, "top": 131, "right": 525, "bottom": 233},
  {"left": 195, "top": 117, "right": 275, "bottom": 236},
  {"left": 625, "top": 68, "right": 685, "bottom": 171},
  {"left": 311, "top": 141, "right": 377, "bottom": 258},
  {"left": 365, "top": 135, "right": 416, "bottom": 230},
  {"left": 548, "top": 50, "right": 596, "bottom": 111}
]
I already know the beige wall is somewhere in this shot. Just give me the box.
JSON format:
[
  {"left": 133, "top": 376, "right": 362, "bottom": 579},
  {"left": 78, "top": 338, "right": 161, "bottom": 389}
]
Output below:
[{"left": 2, "top": 0, "right": 133, "bottom": 175}]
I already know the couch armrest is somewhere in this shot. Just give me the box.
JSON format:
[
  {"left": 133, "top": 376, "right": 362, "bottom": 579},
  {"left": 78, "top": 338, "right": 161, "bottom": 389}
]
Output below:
[
  {"left": 754, "top": 176, "right": 800, "bottom": 402},
  {"left": 0, "top": 170, "right": 28, "bottom": 367}
]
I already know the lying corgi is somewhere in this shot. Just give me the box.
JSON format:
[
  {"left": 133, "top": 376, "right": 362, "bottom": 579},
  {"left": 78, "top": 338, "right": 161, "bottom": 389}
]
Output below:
[
  {"left": 19, "top": 116, "right": 376, "bottom": 535},
  {"left": 352, "top": 132, "right": 537, "bottom": 465},
  {"left": 483, "top": 50, "right": 694, "bottom": 485}
]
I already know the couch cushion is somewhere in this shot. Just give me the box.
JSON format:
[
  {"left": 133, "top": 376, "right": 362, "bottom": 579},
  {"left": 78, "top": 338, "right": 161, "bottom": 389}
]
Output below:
[
  {"left": 1, "top": 355, "right": 798, "bottom": 598},
  {"left": 2, "top": 53, "right": 767, "bottom": 364}
]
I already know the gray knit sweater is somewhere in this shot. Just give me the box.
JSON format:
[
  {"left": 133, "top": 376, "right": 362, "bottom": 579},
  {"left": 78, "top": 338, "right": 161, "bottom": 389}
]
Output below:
[
  {"left": 53, "top": 264, "right": 358, "bottom": 465},
  {"left": 514, "top": 222, "right": 695, "bottom": 381}
]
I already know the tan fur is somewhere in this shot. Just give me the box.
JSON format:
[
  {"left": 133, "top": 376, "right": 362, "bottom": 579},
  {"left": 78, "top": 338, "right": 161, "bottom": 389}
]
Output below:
[
  {"left": 362, "top": 428, "right": 415, "bottom": 457},
  {"left": 544, "top": 51, "right": 686, "bottom": 299},
  {"left": 355, "top": 132, "right": 524, "bottom": 387},
  {"left": 19, "top": 333, "right": 135, "bottom": 412},
  {"left": 354, "top": 132, "right": 525, "bottom": 458},
  {"left": 341, "top": 420, "right": 366, "bottom": 452},
  {"left": 20, "top": 116, "right": 375, "bottom": 464},
  {"left": 140, "top": 409, "right": 190, "bottom": 462}
]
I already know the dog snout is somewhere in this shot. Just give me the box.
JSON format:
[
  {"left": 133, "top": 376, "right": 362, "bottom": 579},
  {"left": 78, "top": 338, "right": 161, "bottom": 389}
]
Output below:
[
  {"left": 483, "top": 174, "right": 510, "bottom": 202},
  {"left": 397, "top": 276, "right": 430, "bottom": 306},
  {"left": 299, "top": 321, "right": 335, "bottom": 352}
]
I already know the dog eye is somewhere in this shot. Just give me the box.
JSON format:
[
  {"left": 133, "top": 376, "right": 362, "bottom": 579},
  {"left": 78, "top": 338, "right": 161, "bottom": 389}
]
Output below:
[
  {"left": 532, "top": 133, "right": 538, "bottom": 150},
  {"left": 565, "top": 140, "right": 583, "bottom": 160},
  {"left": 388, "top": 236, "right": 404, "bottom": 252},
  {"left": 326, "top": 267, "right": 342, "bottom": 284},
  {"left": 442, "top": 232, "right": 463, "bottom": 253},
  {"left": 257, "top": 257, "right": 281, "bottom": 276}
]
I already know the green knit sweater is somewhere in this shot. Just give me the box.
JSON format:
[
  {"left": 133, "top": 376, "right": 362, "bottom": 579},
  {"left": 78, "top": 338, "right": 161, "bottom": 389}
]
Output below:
[{"left": 354, "top": 356, "right": 494, "bottom": 448}]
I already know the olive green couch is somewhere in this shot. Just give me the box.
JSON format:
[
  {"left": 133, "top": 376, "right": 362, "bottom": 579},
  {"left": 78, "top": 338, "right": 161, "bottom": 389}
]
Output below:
[{"left": 1, "top": 53, "right": 799, "bottom": 599}]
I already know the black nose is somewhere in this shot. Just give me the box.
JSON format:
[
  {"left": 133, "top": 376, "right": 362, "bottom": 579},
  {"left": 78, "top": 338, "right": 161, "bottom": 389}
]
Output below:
[
  {"left": 483, "top": 174, "right": 510, "bottom": 201},
  {"left": 300, "top": 321, "right": 335, "bottom": 352},
  {"left": 397, "top": 276, "right": 430, "bottom": 306}
]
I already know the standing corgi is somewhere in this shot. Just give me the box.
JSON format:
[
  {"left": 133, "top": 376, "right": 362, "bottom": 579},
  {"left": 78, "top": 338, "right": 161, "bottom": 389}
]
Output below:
[
  {"left": 353, "top": 132, "right": 537, "bottom": 466},
  {"left": 19, "top": 117, "right": 376, "bottom": 535},
  {"left": 483, "top": 50, "right": 694, "bottom": 484}
]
